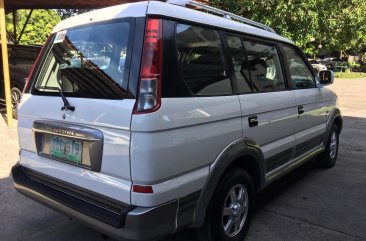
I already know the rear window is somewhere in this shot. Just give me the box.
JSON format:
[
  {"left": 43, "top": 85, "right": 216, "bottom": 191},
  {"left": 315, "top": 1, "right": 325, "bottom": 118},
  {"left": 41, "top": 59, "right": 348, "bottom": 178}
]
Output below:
[{"left": 32, "top": 20, "right": 133, "bottom": 99}]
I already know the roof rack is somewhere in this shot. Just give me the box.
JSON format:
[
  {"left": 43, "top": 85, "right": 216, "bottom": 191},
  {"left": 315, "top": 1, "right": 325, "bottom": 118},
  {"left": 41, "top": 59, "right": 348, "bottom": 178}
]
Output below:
[{"left": 166, "top": 0, "right": 276, "bottom": 33}]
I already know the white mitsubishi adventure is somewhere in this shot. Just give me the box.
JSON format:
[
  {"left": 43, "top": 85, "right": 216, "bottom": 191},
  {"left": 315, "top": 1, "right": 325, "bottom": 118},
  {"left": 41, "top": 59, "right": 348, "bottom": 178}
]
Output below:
[{"left": 12, "top": 1, "right": 342, "bottom": 241}]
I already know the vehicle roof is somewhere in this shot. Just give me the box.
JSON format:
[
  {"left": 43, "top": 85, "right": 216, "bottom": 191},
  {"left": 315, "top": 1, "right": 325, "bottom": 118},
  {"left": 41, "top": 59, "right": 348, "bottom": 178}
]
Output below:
[
  {"left": 309, "top": 59, "right": 319, "bottom": 63},
  {"left": 53, "top": 1, "right": 293, "bottom": 44},
  {"left": 53, "top": 2, "right": 148, "bottom": 32}
]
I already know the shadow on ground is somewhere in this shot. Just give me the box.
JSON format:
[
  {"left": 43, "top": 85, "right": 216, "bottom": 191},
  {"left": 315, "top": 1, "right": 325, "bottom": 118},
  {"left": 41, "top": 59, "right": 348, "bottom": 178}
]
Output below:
[{"left": 0, "top": 98, "right": 10, "bottom": 126}]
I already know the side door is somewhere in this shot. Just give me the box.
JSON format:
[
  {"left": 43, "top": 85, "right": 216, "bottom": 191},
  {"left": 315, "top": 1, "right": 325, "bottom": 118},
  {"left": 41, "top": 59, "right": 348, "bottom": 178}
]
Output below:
[
  {"left": 224, "top": 34, "right": 298, "bottom": 173},
  {"left": 281, "top": 45, "right": 333, "bottom": 158}
]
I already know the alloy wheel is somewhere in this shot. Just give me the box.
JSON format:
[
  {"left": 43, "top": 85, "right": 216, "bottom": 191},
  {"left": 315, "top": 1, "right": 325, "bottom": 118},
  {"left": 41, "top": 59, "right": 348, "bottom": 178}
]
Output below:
[{"left": 222, "top": 184, "right": 249, "bottom": 237}]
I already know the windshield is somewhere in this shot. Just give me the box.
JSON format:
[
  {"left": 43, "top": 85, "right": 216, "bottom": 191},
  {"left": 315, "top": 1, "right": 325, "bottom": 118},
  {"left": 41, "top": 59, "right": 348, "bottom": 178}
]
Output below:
[{"left": 32, "top": 20, "right": 132, "bottom": 99}]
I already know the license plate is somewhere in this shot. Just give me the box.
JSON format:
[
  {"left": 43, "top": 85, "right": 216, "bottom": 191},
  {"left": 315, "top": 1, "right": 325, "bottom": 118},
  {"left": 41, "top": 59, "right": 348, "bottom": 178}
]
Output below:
[{"left": 50, "top": 137, "right": 82, "bottom": 164}]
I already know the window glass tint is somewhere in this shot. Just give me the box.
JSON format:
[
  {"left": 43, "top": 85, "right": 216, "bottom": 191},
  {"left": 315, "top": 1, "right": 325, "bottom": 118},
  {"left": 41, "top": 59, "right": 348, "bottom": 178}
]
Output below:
[
  {"left": 33, "top": 21, "right": 131, "bottom": 99},
  {"left": 176, "top": 24, "right": 232, "bottom": 96},
  {"left": 242, "top": 40, "right": 286, "bottom": 92},
  {"left": 283, "top": 46, "right": 316, "bottom": 89},
  {"left": 226, "top": 35, "right": 253, "bottom": 93}
]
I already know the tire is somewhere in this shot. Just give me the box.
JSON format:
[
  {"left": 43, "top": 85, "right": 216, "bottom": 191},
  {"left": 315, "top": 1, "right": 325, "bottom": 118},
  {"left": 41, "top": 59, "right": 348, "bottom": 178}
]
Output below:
[
  {"left": 320, "top": 125, "right": 340, "bottom": 168},
  {"left": 11, "top": 87, "right": 22, "bottom": 120},
  {"left": 197, "top": 169, "right": 254, "bottom": 241}
]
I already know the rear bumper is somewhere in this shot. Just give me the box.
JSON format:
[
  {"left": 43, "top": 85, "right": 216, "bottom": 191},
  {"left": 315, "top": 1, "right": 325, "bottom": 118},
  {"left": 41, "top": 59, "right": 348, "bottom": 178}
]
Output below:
[{"left": 12, "top": 163, "right": 178, "bottom": 241}]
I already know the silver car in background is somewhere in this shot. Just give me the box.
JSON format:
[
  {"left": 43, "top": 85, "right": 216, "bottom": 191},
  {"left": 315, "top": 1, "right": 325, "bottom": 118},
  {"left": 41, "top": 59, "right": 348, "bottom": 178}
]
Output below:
[{"left": 309, "top": 59, "right": 327, "bottom": 74}]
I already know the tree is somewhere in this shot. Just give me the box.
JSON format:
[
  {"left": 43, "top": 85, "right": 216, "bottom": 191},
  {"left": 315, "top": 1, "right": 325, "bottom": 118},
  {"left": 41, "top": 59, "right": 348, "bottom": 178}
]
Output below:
[
  {"left": 6, "top": 9, "right": 61, "bottom": 45},
  {"left": 57, "top": 9, "right": 90, "bottom": 20},
  {"left": 210, "top": 0, "right": 366, "bottom": 56},
  {"left": 327, "top": 0, "right": 366, "bottom": 54}
]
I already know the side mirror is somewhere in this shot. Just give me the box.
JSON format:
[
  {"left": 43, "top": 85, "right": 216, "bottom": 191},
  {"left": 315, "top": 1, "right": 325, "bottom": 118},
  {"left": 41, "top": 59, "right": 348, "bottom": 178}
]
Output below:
[{"left": 319, "top": 70, "right": 334, "bottom": 85}]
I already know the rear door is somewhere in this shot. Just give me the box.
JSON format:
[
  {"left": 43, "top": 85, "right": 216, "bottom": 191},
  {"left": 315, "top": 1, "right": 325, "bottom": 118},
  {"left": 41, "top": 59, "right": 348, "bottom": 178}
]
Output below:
[
  {"left": 18, "top": 18, "right": 141, "bottom": 204},
  {"left": 225, "top": 34, "right": 298, "bottom": 173}
]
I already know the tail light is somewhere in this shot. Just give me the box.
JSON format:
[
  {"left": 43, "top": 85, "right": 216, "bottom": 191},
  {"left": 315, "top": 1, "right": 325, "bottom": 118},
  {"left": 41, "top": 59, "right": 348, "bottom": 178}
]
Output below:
[
  {"left": 132, "top": 184, "right": 153, "bottom": 193},
  {"left": 134, "top": 18, "right": 163, "bottom": 114}
]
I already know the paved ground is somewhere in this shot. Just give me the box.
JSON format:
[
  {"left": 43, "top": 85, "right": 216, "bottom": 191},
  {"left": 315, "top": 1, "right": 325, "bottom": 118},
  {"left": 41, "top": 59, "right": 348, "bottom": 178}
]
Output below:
[{"left": 0, "top": 78, "right": 366, "bottom": 241}]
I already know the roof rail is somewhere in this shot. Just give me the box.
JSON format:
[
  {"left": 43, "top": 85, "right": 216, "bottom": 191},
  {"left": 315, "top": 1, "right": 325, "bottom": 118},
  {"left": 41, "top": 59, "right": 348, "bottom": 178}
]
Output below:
[{"left": 166, "top": 0, "right": 276, "bottom": 33}]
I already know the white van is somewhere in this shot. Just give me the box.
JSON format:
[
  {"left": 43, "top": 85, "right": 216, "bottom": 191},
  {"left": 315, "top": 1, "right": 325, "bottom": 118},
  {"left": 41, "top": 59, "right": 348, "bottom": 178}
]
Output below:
[{"left": 12, "top": 1, "right": 342, "bottom": 241}]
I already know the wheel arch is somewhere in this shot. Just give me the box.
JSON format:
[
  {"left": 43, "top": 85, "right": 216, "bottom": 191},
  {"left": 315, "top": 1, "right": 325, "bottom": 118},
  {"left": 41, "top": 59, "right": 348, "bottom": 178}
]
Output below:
[
  {"left": 323, "top": 108, "right": 343, "bottom": 148},
  {"left": 192, "top": 138, "right": 265, "bottom": 227},
  {"left": 333, "top": 115, "right": 343, "bottom": 132}
]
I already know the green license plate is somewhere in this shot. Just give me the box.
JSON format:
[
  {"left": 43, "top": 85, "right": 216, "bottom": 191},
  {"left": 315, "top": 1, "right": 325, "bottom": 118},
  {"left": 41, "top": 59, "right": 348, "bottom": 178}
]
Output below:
[{"left": 50, "top": 136, "right": 82, "bottom": 164}]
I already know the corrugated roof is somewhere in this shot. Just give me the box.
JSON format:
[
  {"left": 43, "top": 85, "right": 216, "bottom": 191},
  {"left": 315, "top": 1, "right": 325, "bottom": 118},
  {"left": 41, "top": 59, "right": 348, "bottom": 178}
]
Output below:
[
  {"left": 5, "top": 0, "right": 148, "bottom": 10},
  {"left": 5, "top": 0, "right": 210, "bottom": 10}
]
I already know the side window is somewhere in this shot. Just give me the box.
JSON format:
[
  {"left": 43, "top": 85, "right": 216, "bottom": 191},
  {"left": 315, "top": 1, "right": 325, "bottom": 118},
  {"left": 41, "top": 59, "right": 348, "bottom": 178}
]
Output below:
[
  {"left": 225, "top": 35, "right": 253, "bottom": 93},
  {"left": 283, "top": 46, "right": 316, "bottom": 89},
  {"left": 242, "top": 39, "right": 286, "bottom": 92},
  {"left": 176, "top": 24, "right": 232, "bottom": 96}
]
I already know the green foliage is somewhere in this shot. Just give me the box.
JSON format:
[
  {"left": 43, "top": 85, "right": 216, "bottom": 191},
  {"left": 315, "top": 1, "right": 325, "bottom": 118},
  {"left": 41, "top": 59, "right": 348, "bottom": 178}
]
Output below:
[
  {"left": 347, "top": 60, "right": 361, "bottom": 72},
  {"left": 210, "top": 0, "right": 366, "bottom": 56},
  {"left": 348, "top": 60, "right": 360, "bottom": 68},
  {"left": 334, "top": 72, "right": 366, "bottom": 78},
  {"left": 6, "top": 10, "right": 61, "bottom": 45}
]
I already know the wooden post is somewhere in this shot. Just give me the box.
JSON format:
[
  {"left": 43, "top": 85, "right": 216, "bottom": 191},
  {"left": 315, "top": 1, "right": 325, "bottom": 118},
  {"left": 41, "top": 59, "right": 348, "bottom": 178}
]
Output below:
[{"left": 0, "top": 0, "right": 13, "bottom": 127}]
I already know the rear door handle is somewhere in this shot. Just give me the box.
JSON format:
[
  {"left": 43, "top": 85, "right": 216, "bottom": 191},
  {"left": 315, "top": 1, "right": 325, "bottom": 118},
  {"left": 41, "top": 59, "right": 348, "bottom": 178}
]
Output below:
[
  {"left": 298, "top": 105, "right": 304, "bottom": 115},
  {"left": 248, "top": 116, "right": 258, "bottom": 127}
]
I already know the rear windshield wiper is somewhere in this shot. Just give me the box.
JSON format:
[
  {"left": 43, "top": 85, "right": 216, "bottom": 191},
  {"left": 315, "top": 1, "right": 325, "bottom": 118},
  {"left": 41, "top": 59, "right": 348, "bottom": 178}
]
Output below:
[{"left": 38, "top": 86, "right": 75, "bottom": 112}]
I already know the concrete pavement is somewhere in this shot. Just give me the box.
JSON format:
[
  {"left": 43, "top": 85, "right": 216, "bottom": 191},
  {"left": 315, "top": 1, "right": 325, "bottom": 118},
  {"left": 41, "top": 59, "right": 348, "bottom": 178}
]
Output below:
[{"left": 0, "top": 78, "right": 365, "bottom": 241}]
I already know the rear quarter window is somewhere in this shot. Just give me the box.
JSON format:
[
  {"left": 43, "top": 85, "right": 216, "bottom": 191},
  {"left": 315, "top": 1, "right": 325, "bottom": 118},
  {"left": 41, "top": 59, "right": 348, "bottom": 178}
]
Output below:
[{"left": 175, "top": 24, "right": 232, "bottom": 96}]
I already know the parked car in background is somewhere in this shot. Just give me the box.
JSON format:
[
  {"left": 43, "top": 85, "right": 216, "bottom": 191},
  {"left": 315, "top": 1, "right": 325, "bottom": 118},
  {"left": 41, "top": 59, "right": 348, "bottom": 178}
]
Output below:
[
  {"left": 320, "top": 57, "right": 349, "bottom": 72},
  {"left": 0, "top": 44, "right": 41, "bottom": 119},
  {"left": 308, "top": 59, "right": 327, "bottom": 74}
]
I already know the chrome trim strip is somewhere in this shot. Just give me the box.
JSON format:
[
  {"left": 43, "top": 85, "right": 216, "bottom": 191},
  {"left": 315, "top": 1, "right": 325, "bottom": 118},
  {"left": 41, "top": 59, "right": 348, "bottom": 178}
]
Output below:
[
  {"left": 32, "top": 127, "right": 99, "bottom": 141},
  {"left": 265, "top": 145, "right": 324, "bottom": 184},
  {"left": 32, "top": 120, "right": 104, "bottom": 172},
  {"left": 32, "top": 121, "right": 102, "bottom": 141}
]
